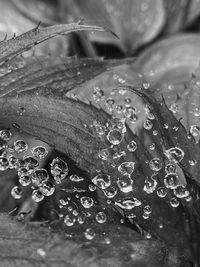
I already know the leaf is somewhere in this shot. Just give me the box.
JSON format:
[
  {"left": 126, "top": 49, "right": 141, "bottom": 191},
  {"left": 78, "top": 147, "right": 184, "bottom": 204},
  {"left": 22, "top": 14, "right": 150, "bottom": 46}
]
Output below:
[
  {"left": 0, "top": 22, "right": 106, "bottom": 66},
  {"left": 0, "top": 213, "right": 182, "bottom": 267}
]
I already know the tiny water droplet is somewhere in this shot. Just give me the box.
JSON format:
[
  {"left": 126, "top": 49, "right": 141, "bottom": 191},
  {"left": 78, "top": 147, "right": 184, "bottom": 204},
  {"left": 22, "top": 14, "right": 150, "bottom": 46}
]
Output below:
[
  {"left": 0, "top": 129, "right": 12, "bottom": 140},
  {"left": 127, "top": 140, "right": 137, "bottom": 152},
  {"left": 170, "top": 197, "right": 179, "bottom": 207},
  {"left": 32, "top": 189, "right": 44, "bottom": 202},
  {"left": 164, "top": 173, "right": 179, "bottom": 189},
  {"left": 149, "top": 157, "right": 162, "bottom": 171},
  {"left": 14, "top": 140, "right": 28, "bottom": 153},
  {"left": 117, "top": 175, "right": 133, "bottom": 193},
  {"left": 80, "top": 196, "right": 94, "bottom": 209},
  {"left": 156, "top": 187, "right": 167, "bottom": 198},
  {"left": 165, "top": 147, "right": 184, "bottom": 163},
  {"left": 11, "top": 186, "right": 22, "bottom": 199},
  {"left": 92, "top": 174, "right": 111, "bottom": 189},
  {"left": 40, "top": 181, "right": 55, "bottom": 196},
  {"left": 32, "top": 146, "right": 48, "bottom": 159},
  {"left": 118, "top": 162, "right": 135, "bottom": 175},
  {"left": 64, "top": 215, "right": 76, "bottom": 226},
  {"left": 96, "top": 211, "right": 107, "bottom": 223},
  {"left": 84, "top": 228, "right": 95, "bottom": 240}
]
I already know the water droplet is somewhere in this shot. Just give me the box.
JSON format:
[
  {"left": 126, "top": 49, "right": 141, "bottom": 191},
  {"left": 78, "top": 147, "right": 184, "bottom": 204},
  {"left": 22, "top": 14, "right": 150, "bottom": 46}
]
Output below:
[
  {"left": 31, "top": 169, "right": 49, "bottom": 186},
  {"left": 50, "top": 158, "right": 68, "bottom": 181},
  {"left": 88, "top": 184, "right": 96, "bottom": 191},
  {"left": 40, "top": 181, "right": 55, "bottom": 196},
  {"left": 118, "top": 162, "right": 135, "bottom": 175},
  {"left": 107, "top": 129, "right": 123, "bottom": 145},
  {"left": 64, "top": 214, "right": 76, "bottom": 226},
  {"left": 32, "top": 146, "right": 48, "bottom": 159},
  {"left": 189, "top": 159, "right": 197, "bottom": 166},
  {"left": 124, "top": 98, "right": 132, "bottom": 106},
  {"left": 92, "top": 174, "right": 111, "bottom": 189},
  {"left": 93, "top": 87, "right": 105, "bottom": 102},
  {"left": 170, "top": 197, "right": 179, "bottom": 207},
  {"left": 32, "top": 189, "right": 44, "bottom": 202},
  {"left": 149, "top": 157, "right": 162, "bottom": 171},
  {"left": 84, "top": 228, "right": 95, "bottom": 240},
  {"left": 106, "top": 98, "right": 115, "bottom": 111},
  {"left": 156, "top": 187, "right": 167, "bottom": 198},
  {"left": 80, "top": 196, "right": 94, "bottom": 209},
  {"left": 0, "top": 129, "right": 12, "bottom": 140},
  {"left": 149, "top": 143, "right": 155, "bottom": 150},
  {"left": 165, "top": 147, "right": 184, "bottom": 163},
  {"left": 164, "top": 173, "right": 179, "bottom": 189},
  {"left": 69, "top": 174, "right": 84, "bottom": 182},
  {"left": 127, "top": 140, "right": 137, "bottom": 152},
  {"left": 143, "top": 177, "right": 157, "bottom": 194},
  {"left": 190, "top": 125, "right": 200, "bottom": 137},
  {"left": 115, "top": 198, "right": 141, "bottom": 209},
  {"left": 103, "top": 186, "right": 118, "bottom": 198},
  {"left": 24, "top": 157, "right": 39, "bottom": 168},
  {"left": 98, "top": 148, "right": 109, "bottom": 160},
  {"left": 19, "top": 175, "right": 31, "bottom": 186},
  {"left": 165, "top": 163, "right": 176, "bottom": 174},
  {"left": 14, "top": 140, "right": 28, "bottom": 153},
  {"left": 11, "top": 186, "right": 22, "bottom": 199},
  {"left": 169, "top": 103, "right": 180, "bottom": 114},
  {"left": 143, "top": 82, "right": 150, "bottom": 89},
  {"left": 93, "top": 121, "right": 106, "bottom": 135},
  {"left": 117, "top": 175, "right": 133, "bottom": 193},
  {"left": 173, "top": 185, "right": 190, "bottom": 198},
  {"left": 143, "top": 205, "right": 152, "bottom": 214},
  {"left": 185, "top": 194, "right": 192, "bottom": 202},
  {"left": 143, "top": 119, "right": 153, "bottom": 130},
  {"left": 115, "top": 105, "right": 123, "bottom": 113},
  {"left": 0, "top": 157, "right": 9, "bottom": 170},
  {"left": 96, "top": 211, "right": 107, "bottom": 223},
  {"left": 124, "top": 107, "right": 138, "bottom": 123}
]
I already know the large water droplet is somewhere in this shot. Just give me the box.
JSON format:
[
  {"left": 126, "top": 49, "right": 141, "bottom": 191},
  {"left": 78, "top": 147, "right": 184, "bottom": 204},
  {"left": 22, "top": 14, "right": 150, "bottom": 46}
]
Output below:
[
  {"left": 0, "top": 157, "right": 9, "bottom": 170},
  {"left": 40, "top": 181, "right": 55, "bottom": 196},
  {"left": 156, "top": 187, "right": 167, "bottom": 198},
  {"left": 118, "top": 162, "right": 135, "bottom": 175},
  {"left": 32, "top": 189, "right": 44, "bottom": 202},
  {"left": 80, "top": 196, "right": 94, "bottom": 209},
  {"left": 115, "top": 198, "right": 141, "bottom": 210},
  {"left": 127, "top": 140, "right": 137, "bottom": 152},
  {"left": 165, "top": 147, "right": 184, "bottom": 163},
  {"left": 31, "top": 169, "right": 49, "bottom": 186},
  {"left": 117, "top": 175, "right": 133, "bottom": 193},
  {"left": 14, "top": 140, "right": 28, "bottom": 153},
  {"left": 0, "top": 129, "right": 12, "bottom": 140},
  {"left": 84, "top": 228, "right": 95, "bottom": 240},
  {"left": 50, "top": 158, "right": 68, "bottom": 182},
  {"left": 173, "top": 185, "right": 190, "bottom": 198},
  {"left": 11, "top": 186, "right": 22, "bottom": 199},
  {"left": 64, "top": 214, "right": 76, "bottom": 226},
  {"left": 164, "top": 173, "right": 179, "bottom": 189},
  {"left": 149, "top": 157, "right": 162, "bottom": 171},
  {"left": 107, "top": 129, "right": 123, "bottom": 145},
  {"left": 92, "top": 174, "right": 111, "bottom": 189},
  {"left": 96, "top": 211, "right": 107, "bottom": 223},
  {"left": 32, "top": 146, "right": 48, "bottom": 159}
]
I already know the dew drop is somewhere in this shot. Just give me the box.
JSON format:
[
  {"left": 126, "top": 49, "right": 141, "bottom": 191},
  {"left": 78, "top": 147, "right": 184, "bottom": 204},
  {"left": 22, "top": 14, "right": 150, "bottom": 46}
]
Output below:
[
  {"left": 173, "top": 185, "right": 190, "bottom": 198},
  {"left": 117, "top": 175, "right": 133, "bottom": 193},
  {"left": 19, "top": 175, "right": 31, "bottom": 186},
  {"left": 107, "top": 129, "right": 123, "bottom": 145},
  {"left": 31, "top": 169, "right": 49, "bottom": 186},
  {"left": 149, "top": 157, "right": 162, "bottom": 171},
  {"left": 165, "top": 147, "right": 184, "bottom": 163},
  {"left": 92, "top": 174, "right": 111, "bottom": 189},
  {"left": 118, "top": 161, "right": 135, "bottom": 175},
  {"left": 127, "top": 140, "right": 137, "bottom": 152},
  {"left": 32, "top": 146, "right": 48, "bottom": 159},
  {"left": 64, "top": 215, "right": 76, "bottom": 226},
  {"left": 11, "top": 186, "right": 22, "bottom": 199},
  {"left": 115, "top": 198, "right": 141, "bottom": 210},
  {"left": 14, "top": 140, "right": 28, "bottom": 153},
  {"left": 143, "top": 177, "right": 157, "bottom": 194},
  {"left": 103, "top": 186, "right": 118, "bottom": 198},
  {"left": 95, "top": 211, "right": 107, "bottom": 223},
  {"left": 143, "top": 205, "right": 152, "bottom": 215},
  {"left": 143, "top": 119, "right": 153, "bottom": 130},
  {"left": 80, "top": 196, "right": 94, "bottom": 209},
  {"left": 84, "top": 228, "right": 95, "bottom": 240},
  {"left": 98, "top": 148, "right": 109, "bottom": 161},
  {"left": 156, "top": 187, "right": 167, "bottom": 198},
  {"left": 32, "top": 189, "right": 44, "bottom": 202},
  {"left": 24, "top": 157, "right": 39, "bottom": 168},
  {"left": 0, "top": 129, "right": 12, "bottom": 140},
  {"left": 165, "top": 163, "right": 176, "bottom": 174},
  {"left": 190, "top": 125, "right": 200, "bottom": 137},
  {"left": 40, "top": 181, "right": 55, "bottom": 196},
  {"left": 50, "top": 158, "right": 68, "bottom": 181},
  {"left": 69, "top": 174, "right": 84, "bottom": 182},
  {"left": 170, "top": 197, "right": 179, "bottom": 207},
  {"left": 0, "top": 157, "right": 9, "bottom": 170},
  {"left": 88, "top": 184, "right": 96, "bottom": 191},
  {"left": 164, "top": 173, "right": 179, "bottom": 189}
]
